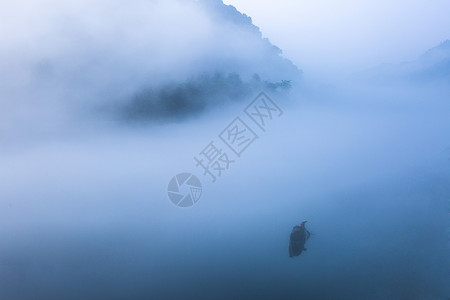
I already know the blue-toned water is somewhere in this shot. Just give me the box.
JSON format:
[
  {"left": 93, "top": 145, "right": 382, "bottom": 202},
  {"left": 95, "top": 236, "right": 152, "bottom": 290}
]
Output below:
[{"left": 1, "top": 84, "right": 449, "bottom": 299}]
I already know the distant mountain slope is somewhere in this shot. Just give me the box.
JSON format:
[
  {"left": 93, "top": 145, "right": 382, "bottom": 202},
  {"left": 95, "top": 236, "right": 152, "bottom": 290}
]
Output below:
[
  {"left": 117, "top": 0, "right": 301, "bottom": 121},
  {"left": 353, "top": 40, "right": 450, "bottom": 85},
  {"left": 0, "top": 0, "right": 302, "bottom": 128},
  {"left": 200, "top": 0, "right": 299, "bottom": 80}
]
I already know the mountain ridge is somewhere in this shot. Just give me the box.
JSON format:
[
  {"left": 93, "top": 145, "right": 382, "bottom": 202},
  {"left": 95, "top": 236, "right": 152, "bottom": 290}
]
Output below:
[{"left": 352, "top": 40, "right": 450, "bottom": 85}]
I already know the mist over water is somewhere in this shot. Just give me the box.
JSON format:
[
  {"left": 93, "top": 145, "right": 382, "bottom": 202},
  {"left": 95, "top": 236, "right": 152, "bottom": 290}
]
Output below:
[
  {"left": 1, "top": 1, "right": 449, "bottom": 299},
  {"left": 1, "top": 82, "right": 449, "bottom": 299}
]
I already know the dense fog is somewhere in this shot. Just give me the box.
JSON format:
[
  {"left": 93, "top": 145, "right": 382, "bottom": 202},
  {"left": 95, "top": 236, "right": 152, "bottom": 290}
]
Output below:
[{"left": 0, "top": 0, "right": 449, "bottom": 299}]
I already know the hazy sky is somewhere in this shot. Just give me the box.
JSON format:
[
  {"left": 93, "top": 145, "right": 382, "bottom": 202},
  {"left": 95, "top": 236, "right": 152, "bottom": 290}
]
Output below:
[{"left": 223, "top": 0, "right": 450, "bottom": 77}]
